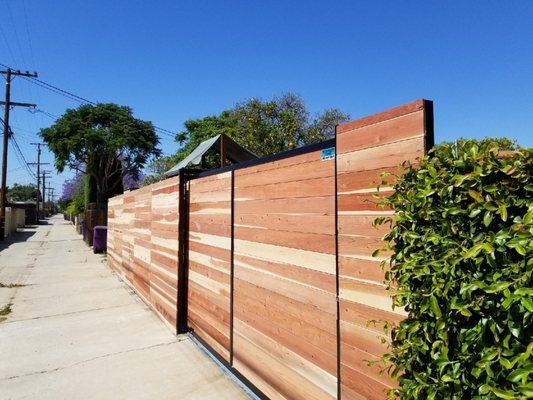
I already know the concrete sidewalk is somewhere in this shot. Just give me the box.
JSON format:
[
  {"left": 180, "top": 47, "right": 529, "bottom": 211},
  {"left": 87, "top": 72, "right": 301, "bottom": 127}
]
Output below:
[{"left": 0, "top": 215, "right": 248, "bottom": 400}]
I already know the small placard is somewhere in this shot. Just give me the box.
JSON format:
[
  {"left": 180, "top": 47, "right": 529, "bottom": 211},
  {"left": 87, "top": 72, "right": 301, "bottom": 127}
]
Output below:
[{"left": 321, "top": 147, "right": 335, "bottom": 161}]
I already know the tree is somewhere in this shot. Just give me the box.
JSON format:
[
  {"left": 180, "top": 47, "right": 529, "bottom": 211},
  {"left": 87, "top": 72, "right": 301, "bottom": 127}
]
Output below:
[
  {"left": 57, "top": 173, "right": 85, "bottom": 212},
  {"left": 145, "top": 93, "right": 349, "bottom": 180},
  {"left": 123, "top": 171, "right": 145, "bottom": 190},
  {"left": 142, "top": 156, "right": 174, "bottom": 186},
  {"left": 40, "top": 103, "right": 161, "bottom": 210},
  {"left": 6, "top": 183, "right": 39, "bottom": 202},
  {"left": 7, "top": 183, "right": 39, "bottom": 202},
  {"left": 61, "top": 173, "right": 84, "bottom": 201}
]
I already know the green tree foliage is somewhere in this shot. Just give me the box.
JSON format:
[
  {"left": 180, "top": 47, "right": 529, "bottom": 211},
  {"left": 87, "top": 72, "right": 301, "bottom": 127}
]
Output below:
[
  {"left": 145, "top": 93, "right": 349, "bottom": 182},
  {"left": 142, "top": 155, "right": 175, "bottom": 186},
  {"left": 6, "top": 183, "right": 39, "bottom": 202},
  {"left": 40, "top": 103, "right": 160, "bottom": 209},
  {"left": 376, "top": 139, "right": 532, "bottom": 399}
]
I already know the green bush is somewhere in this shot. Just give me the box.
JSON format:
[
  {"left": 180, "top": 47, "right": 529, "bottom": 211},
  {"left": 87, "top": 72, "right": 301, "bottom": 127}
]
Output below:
[
  {"left": 376, "top": 139, "right": 532, "bottom": 399},
  {"left": 66, "top": 195, "right": 85, "bottom": 216}
]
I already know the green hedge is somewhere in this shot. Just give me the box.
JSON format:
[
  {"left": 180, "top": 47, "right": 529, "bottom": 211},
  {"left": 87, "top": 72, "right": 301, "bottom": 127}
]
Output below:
[
  {"left": 376, "top": 139, "right": 532, "bottom": 399},
  {"left": 66, "top": 195, "right": 85, "bottom": 216}
]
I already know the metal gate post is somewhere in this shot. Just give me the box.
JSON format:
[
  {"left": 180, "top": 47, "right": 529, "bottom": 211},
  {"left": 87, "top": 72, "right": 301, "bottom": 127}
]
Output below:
[{"left": 176, "top": 169, "right": 198, "bottom": 334}]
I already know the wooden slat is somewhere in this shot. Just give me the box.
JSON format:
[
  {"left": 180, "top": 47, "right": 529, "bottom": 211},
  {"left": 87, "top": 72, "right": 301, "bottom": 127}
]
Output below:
[
  {"left": 337, "top": 99, "right": 425, "bottom": 134},
  {"left": 235, "top": 176, "right": 334, "bottom": 201},
  {"left": 236, "top": 213, "right": 334, "bottom": 235},
  {"left": 337, "top": 110, "right": 425, "bottom": 155},
  {"left": 337, "top": 136, "right": 425, "bottom": 173},
  {"left": 236, "top": 158, "right": 334, "bottom": 188},
  {"left": 234, "top": 225, "right": 334, "bottom": 254},
  {"left": 235, "top": 253, "right": 336, "bottom": 293}
]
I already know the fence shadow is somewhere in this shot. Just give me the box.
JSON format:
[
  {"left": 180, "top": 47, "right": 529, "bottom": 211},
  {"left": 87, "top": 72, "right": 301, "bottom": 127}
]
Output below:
[{"left": 0, "top": 229, "right": 37, "bottom": 253}]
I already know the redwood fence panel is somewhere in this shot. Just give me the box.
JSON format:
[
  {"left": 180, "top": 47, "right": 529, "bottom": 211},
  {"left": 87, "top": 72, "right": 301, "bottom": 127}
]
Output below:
[
  {"left": 108, "top": 176, "right": 181, "bottom": 332},
  {"left": 336, "top": 100, "right": 433, "bottom": 399},
  {"left": 106, "top": 99, "right": 434, "bottom": 400},
  {"left": 233, "top": 146, "right": 337, "bottom": 400}
]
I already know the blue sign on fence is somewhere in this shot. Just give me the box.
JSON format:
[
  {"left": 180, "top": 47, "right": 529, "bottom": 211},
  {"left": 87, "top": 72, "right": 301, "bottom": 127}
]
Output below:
[{"left": 321, "top": 147, "right": 335, "bottom": 161}]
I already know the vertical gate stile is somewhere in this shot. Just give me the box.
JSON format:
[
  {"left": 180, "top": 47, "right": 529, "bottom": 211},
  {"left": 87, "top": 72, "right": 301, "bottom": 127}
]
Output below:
[
  {"left": 177, "top": 169, "right": 193, "bottom": 333},
  {"left": 335, "top": 124, "right": 341, "bottom": 400},
  {"left": 423, "top": 100, "right": 435, "bottom": 151},
  {"left": 230, "top": 169, "right": 235, "bottom": 365}
]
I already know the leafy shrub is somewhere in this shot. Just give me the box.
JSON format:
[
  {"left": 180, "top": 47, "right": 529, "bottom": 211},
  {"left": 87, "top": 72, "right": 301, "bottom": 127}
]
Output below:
[
  {"left": 377, "top": 139, "right": 532, "bottom": 399},
  {"left": 66, "top": 195, "right": 85, "bottom": 216}
]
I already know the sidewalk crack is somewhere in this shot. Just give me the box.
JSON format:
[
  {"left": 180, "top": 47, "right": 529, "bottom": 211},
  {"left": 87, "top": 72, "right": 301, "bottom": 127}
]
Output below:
[{"left": 1, "top": 339, "right": 187, "bottom": 381}]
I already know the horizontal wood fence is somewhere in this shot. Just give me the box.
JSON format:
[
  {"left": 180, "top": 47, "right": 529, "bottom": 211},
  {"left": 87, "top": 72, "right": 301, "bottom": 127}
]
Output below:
[
  {"left": 107, "top": 99, "right": 434, "bottom": 400},
  {"left": 108, "top": 176, "right": 181, "bottom": 330}
]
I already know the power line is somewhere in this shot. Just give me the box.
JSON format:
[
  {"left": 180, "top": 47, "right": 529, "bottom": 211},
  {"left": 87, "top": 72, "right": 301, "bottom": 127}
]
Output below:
[
  {"left": 8, "top": 165, "right": 26, "bottom": 173},
  {"left": 30, "top": 108, "right": 60, "bottom": 120},
  {"left": 0, "top": 22, "right": 16, "bottom": 66},
  {"left": 10, "top": 136, "right": 36, "bottom": 180},
  {"left": 4, "top": 1, "right": 27, "bottom": 66},
  {"left": 21, "top": 0, "right": 36, "bottom": 67},
  {"left": 2, "top": 116, "right": 36, "bottom": 180},
  {"left": 27, "top": 75, "right": 96, "bottom": 105},
  {"left": 0, "top": 62, "right": 177, "bottom": 138},
  {"left": 23, "top": 77, "right": 89, "bottom": 105}
]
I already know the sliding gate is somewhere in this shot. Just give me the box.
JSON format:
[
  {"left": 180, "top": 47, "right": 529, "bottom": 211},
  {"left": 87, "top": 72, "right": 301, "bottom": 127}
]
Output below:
[
  {"left": 183, "top": 142, "right": 338, "bottom": 400},
  {"left": 175, "top": 99, "right": 434, "bottom": 400}
]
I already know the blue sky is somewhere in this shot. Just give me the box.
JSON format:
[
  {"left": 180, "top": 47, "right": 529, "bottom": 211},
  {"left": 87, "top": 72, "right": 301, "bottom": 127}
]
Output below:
[{"left": 2, "top": 1, "right": 532, "bottom": 195}]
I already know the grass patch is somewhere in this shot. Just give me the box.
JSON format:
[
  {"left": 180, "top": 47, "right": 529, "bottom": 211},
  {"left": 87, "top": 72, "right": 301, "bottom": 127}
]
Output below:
[
  {"left": 0, "top": 302, "right": 13, "bottom": 323},
  {"left": 0, "top": 303, "right": 12, "bottom": 316}
]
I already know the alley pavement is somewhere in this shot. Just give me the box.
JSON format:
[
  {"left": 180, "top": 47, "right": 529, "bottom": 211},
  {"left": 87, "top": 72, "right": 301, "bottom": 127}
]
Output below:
[{"left": 0, "top": 215, "right": 248, "bottom": 400}]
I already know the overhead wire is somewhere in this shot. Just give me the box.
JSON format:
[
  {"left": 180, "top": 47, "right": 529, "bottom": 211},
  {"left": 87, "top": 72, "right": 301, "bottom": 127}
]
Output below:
[
  {"left": 1, "top": 116, "right": 36, "bottom": 180},
  {"left": 11, "top": 135, "right": 36, "bottom": 180},
  {"left": 0, "top": 23, "right": 17, "bottom": 65},
  {"left": 0, "top": 61, "right": 176, "bottom": 138},
  {"left": 4, "top": 1, "right": 27, "bottom": 66},
  {"left": 21, "top": 0, "right": 36, "bottom": 67}
]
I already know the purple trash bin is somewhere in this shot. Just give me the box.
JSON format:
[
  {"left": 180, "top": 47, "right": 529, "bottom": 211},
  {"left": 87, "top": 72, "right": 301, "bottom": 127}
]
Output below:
[{"left": 93, "top": 226, "right": 107, "bottom": 253}]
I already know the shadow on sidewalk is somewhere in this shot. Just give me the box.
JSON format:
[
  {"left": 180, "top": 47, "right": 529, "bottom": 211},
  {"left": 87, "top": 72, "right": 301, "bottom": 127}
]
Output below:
[{"left": 0, "top": 229, "right": 37, "bottom": 253}]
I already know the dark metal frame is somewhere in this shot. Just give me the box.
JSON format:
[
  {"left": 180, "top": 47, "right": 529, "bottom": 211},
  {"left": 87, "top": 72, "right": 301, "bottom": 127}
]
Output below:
[
  {"left": 189, "top": 330, "right": 269, "bottom": 400},
  {"left": 423, "top": 100, "right": 435, "bottom": 151},
  {"left": 334, "top": 124, "right": 341, "bottom": 400},
  {"left": 229, "top": 170, "right": 235, "bottom": 366},
  {"left": 176, "top": 168, "right": 199, "bottom": 333}
]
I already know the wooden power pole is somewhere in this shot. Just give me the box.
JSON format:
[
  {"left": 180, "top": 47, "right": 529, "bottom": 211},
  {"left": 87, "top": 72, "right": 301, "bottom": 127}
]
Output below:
[
  {"left": 0, "top": 67, "right": 38, "bottom": 240},
  {"left": 42, "top": 171, "right": 51, "bottom": 217},
  {"left": 28, "top": 144, "right": 49, "bottom": 223}
]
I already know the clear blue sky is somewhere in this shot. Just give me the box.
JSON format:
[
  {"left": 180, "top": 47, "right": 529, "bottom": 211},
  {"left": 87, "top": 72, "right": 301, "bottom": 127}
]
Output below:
[{"left": 2, "top": 1, "right": 532, "bottom": 195}]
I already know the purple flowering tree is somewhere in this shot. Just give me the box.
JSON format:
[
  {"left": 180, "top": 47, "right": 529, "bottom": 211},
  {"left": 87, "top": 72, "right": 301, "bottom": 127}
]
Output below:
[
  {"left": 122, "top": 171, "right": 145, "bottom": 191},
  {"left": 61, "top": 173, "right": 84, "bottom": 201}
]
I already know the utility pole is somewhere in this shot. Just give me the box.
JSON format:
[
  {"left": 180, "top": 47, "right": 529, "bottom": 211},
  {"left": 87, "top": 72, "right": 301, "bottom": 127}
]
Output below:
[
  {"left": 0, "top": 67, "right": 38, "bottom": 240},
  {"left": 42, "top": 171, "right": 51, "bottom": 218},
  {"left": 28, "top": 143, "right": 48, "bottom": 223},
  {"left": 48, "top": 187, "right": 55, "bottom": 214}
]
